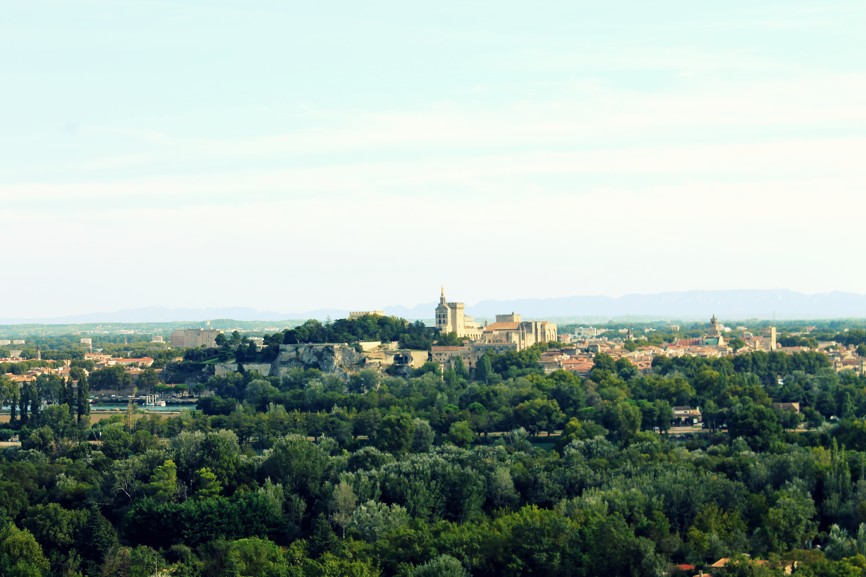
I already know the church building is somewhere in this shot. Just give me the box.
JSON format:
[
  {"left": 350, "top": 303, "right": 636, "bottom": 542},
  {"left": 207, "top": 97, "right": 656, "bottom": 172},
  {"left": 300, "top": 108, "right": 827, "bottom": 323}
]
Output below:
[
  {"left": 435, "top": 288, "right": 483, "bottom": 339},
  {"left": 432, "top": 289, "right": 559, "bottom": 369},
  {"left": 702, "top": 314, "right": 726, "bottom": 347}
]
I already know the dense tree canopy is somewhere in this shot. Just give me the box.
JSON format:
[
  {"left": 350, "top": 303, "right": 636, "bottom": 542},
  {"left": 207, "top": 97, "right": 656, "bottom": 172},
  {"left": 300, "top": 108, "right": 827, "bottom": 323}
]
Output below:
[
  {"left": 281, "top": 316, "right": 434, "bottom": 350},
  {"left": 4, "top": 321, "right": 866, "bottom": 576}
]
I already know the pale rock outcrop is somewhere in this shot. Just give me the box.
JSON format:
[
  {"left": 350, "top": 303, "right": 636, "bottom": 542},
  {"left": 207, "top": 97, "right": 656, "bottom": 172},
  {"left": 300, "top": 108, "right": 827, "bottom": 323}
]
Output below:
[{"left": 271, "top": 344, "right": 365, "bottom": 376}]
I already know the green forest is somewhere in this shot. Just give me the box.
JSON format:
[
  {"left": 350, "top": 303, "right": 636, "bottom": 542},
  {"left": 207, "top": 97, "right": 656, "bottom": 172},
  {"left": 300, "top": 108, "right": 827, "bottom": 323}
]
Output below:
[{"left": 3, "top": 321, "right": 866, "bottom": 576}]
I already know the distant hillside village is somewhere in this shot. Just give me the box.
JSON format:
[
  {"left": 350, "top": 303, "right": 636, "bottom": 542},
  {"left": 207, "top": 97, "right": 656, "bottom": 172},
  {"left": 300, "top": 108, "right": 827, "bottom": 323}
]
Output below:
[
  {"left": 534, "top": 314, "right": 780, "bottom": 378},
  {"left": 430, "top": 290, "right": 864, "bottom": 378},
  {"left": 7, "top": 291, "right": 866, "bottom": 576},
  {"left": 1, "top": 288, "right": 866, "bottom": 410}
]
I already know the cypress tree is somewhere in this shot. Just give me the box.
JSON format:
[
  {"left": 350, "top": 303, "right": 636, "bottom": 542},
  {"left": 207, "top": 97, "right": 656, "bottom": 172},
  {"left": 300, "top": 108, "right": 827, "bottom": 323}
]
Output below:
[
  {"left": 18, "top": 385, "right": 29, "bottom": 426},
  {"left": 476, "top": 354, "right": 493, "bottom": 384},
  {"left": 29, "top": 383, "right": 40, "bottom": 421},
  {"left": 77, "top": 374, "right": 90, "bottom": 423},
  {"left": 9, "top": 394, "right": 17, "bottom": 426}
]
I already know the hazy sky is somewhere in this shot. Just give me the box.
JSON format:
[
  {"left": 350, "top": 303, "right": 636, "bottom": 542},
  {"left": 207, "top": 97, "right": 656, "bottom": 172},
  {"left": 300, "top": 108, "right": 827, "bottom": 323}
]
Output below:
[{"left": 2, "top": 1, "right": 865, "bottom": 318}]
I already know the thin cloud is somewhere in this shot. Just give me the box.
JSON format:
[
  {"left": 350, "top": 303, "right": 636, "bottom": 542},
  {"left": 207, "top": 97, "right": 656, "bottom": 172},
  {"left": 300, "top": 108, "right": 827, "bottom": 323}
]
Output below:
[{"left": 14, "top": 71, "right": 864, "bottom": 185}]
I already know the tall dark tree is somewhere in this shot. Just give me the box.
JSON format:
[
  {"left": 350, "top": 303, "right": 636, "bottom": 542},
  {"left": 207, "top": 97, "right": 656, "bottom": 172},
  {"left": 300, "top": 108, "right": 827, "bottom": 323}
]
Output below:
[
  {"left": 27, "top": 382, "right": 40, "bottom": 421},
  {"left": 475, "top": 354, "right": 493, "bottom": 384},
  {"left": 18, "top": 384, "right": 29, "bottom": 426},
  {"left": 9, "top": 394, "right": 17, "bottom": 426},
  {"left": 76, "top": 374, "right": 90, "bottom": 423},
  {"left": 61, "top": 377, "right": 74, "bottom": 407}
]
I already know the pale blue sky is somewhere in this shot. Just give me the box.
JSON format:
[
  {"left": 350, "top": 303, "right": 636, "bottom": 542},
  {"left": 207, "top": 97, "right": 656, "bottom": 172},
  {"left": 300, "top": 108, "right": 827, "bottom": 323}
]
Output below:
[{"left": 2, "top": 1, "right": 865, "bottom": 317}]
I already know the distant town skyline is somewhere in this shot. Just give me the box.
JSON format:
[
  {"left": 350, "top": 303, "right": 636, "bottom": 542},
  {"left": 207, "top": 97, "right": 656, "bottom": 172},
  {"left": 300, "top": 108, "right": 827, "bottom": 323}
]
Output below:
[{"left": 2, "top": 1, "right": 864, "bottom": 318}]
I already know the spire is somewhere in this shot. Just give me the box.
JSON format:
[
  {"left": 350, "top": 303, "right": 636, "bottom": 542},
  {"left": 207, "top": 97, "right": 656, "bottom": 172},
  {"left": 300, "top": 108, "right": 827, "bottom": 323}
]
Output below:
[{"left": 440, "top": 286, "right": 446, "bottom": 304}]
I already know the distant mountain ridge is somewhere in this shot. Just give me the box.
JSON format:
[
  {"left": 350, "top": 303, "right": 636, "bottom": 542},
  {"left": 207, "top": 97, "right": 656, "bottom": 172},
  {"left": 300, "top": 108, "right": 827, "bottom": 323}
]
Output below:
[
  {"left": 426, "top": 290, "right": 866, "bottom": 321},
  {"left": 2, "top": 290, "right": 866, "bottom": 325},
  {"left": 0, "top": 306, "right": 347, "bottom": 325}
]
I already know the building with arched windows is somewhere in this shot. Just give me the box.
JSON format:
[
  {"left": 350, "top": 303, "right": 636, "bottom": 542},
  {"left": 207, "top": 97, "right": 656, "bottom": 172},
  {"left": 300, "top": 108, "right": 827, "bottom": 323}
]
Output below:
[
  {"left": 435, "top": 288, "right": 483, "bottom": 339},
  {"left": 433, "top": 289, "right": 558, "bottom": 369}
]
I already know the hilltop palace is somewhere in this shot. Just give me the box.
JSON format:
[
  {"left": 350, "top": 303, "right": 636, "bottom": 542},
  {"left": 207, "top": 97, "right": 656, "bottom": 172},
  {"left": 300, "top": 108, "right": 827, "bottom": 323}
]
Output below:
[{"left": 432, "top": 288, "right": 557, "bottom": 369}]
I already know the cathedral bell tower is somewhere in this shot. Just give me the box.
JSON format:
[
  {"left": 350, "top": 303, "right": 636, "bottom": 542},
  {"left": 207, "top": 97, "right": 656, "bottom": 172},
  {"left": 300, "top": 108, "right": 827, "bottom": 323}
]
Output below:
[{"left": 436, "top": 287, "right": 450, "bottom": 333}]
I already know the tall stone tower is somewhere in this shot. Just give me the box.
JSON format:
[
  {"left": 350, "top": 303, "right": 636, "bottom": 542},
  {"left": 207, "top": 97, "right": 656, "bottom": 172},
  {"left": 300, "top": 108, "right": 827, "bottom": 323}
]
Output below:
[
  {"left": 704, "top": 314, "right": 726, "bottom": 347},
  {"left": 764, "top": 326, "right": 777, "bottom": 350},
  {"left": 434, "top": 288, "right": 481, "bottom": 339},
  {"left": 436, "top": 287, "right": 450, "bottom": 333},
  {"left": 436, "top": 287, "right": 464, "bottom": 334},
  {"left": 709, "top": 314, "right": 721, "bottom": 337}
]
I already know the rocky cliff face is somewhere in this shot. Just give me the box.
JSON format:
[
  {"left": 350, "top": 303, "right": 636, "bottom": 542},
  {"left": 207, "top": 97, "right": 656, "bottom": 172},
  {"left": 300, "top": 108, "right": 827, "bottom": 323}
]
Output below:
[
  {"left": 214, "top": 362, "right": 273, "bottom": 377},
  {"left": 271, "top": 344, "right": 365, "bottom": 376}
]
